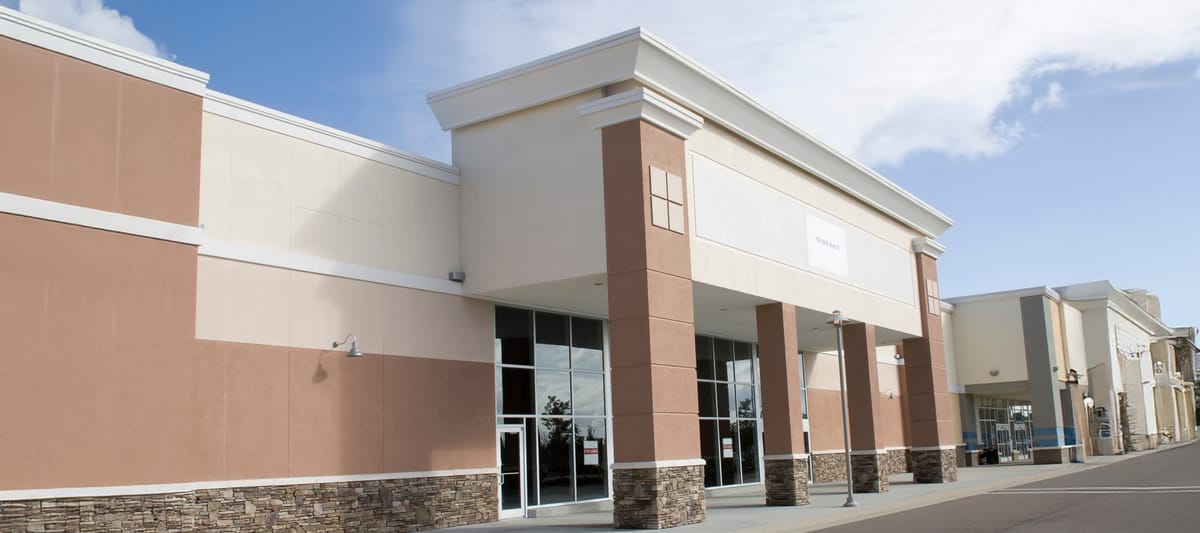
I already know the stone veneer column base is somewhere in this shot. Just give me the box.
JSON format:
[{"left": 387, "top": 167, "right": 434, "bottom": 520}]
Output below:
[
  {"left": 850, "top": 453, "right": 888, "bottom": 493},
  {"left": 764, "top": 459, "right": 810, "bottom": 506},
  {"left": 1033, "top": 447, "right": 1073, "bottom": 464},
  {"left": 613, "top": 465, "right": 705, "bottom": 529},
  {"left": 911, "top": 448, "right": 958, "bottom": 483},
  {"left": 0, "top": 474, "right": 497, "bottom": 532}
]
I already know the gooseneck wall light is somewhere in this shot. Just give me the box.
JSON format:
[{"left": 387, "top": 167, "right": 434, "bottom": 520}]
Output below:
[{"left": 333, "top": 334, "right": 364, "bottom": 357}]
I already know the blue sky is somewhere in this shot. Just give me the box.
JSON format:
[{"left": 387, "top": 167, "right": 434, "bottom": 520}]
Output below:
[{"left": 8, "top": 0, "right": 1199, "bottom": 327}]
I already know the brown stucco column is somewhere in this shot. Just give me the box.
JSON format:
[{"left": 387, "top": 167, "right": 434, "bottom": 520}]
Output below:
[
  {"left": 843, "top": 323, "right": 888, "bottom": 492},
  {"left": 756, "top": 303, "right": 810, "bottom": 506},
  {"left": 584, "top": 88, "right": 706, "bottom": 529},
  {"left": 900, "top": 238, "right": 958, "bottom": 483}
]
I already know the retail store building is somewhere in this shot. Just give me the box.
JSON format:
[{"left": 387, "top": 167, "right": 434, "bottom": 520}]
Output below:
[
  {"left": 943, "top": 283, "right": 1197, "bottom": 466},
  {"left": 0, "top": 9, "right": 963, "bottom": 530}
]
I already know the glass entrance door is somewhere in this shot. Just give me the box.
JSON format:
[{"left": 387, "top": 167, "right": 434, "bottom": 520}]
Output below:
[{"left": 497, "top": 425, "right": 527, "bottom": 519}]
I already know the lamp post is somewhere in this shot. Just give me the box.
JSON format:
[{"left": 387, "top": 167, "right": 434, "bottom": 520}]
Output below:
[{"left": 829, "top": 310, "right": 858, "bottom": 508}]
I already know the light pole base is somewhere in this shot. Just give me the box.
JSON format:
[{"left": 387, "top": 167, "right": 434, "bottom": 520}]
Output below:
[{"left": 843, "top": 498, "right": 859, "bottom": 508}]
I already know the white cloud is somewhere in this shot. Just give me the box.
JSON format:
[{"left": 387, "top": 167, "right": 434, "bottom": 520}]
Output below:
[
  {"left": 18, "top": 0, "right": 166, "bottom": 58},
  {"left": 1032, "top": 82, "right": 1064, "bottom": 113},
  {"left": 395, "top": 0, "right": 1200, "bottom": 167}
]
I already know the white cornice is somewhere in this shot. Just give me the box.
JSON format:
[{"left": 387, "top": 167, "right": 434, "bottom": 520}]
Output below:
[
  {"left": 944, "top": 286, "right": 1061, "bottom": 305},
  {"left": 1057, "top": 281, "right": 1174, "bottom": 337},
  {"left": 578, "top": 87, "right": 703, "bottom": 139},
  {"left": 0, "top": 6, "right": 209, "bottom": 95},
  {"left": 204, "top": 91, "right": 460, "bottom": 185},
  {"left": 426, "top": 28, "right": 953, "bottom": 238},
  {"left": 911, "top": 237, "right": 947, "bottom": 259},
  {"left": 0, "top": 192, "right": 203, "bottom": 246}
]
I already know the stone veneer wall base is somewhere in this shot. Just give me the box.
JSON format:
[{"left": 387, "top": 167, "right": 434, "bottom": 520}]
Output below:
[
  {"left": 0, "top": 474, "right": 497, "bottom": 532},
  {"left": 911, "top": 449, "right": 958, "bottom": 483},
  {"left": 810, "top": 453, "right": 847, "bottom": 484},
  {"left": 613, "top": 465, "right": 705, "bottom": 529},
  {"left": 882, "top": 449, "right": 909, "bottom": 475},
  {"left": 850, "top": 453, "right": 888, "bottom": 493},
  {"left": 764, "top": 459, "right": 810, "bottom": 506}
]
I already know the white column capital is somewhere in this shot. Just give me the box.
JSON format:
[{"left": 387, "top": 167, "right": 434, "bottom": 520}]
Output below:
[
  {"left": 912, "top": 237, "right": 947, "bottom": 259},
  {"left": 579, "top": 87, "right": 703, "bottom": 139}
]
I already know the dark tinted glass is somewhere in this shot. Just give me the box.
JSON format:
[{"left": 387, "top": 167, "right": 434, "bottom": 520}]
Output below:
[
  {"left": 714, "top": 339, "right": 734, "bottom": 381},
  {"left": 700, "top": 419, "right": 719, "bottom": 487},
  {"left": 500, "top": 367, "right": 534, "bottom": 415},
  {"left": 695, "top": 336, "right": 715, "bottom": 380},
  {"left": 716, "top": 382, "right": 731, "bottom": 419},
  {"left": 535, "top": 312, "right": 570, "bottom": 369},
  {"left": 719, "top": 420, "right": 739, "bottom": 485},
  {"left": 496, "top": 307, "right": 533, "bottom": 365},
  {"left": 739, "top": 420, "right": 759, "bottom": 483},
  {"left": 735, "top": 384, "right": 755, "bottom": 418},
  {"left": 697, "top": 381, "right": 716, "bottom": 418},
  {"left": 733, "top": 342, "right": 754, "bottom": 383},
  {"left": 538, "top": 417, "right": 574, "bottom": 504}
]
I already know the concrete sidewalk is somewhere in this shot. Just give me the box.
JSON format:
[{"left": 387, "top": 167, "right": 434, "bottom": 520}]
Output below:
[{"left": 460, "top": 441, "right": 1196, "bottom": 532}]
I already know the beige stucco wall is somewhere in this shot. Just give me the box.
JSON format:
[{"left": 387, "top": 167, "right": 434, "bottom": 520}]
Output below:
[
  {"left": 199, "top": 112, "right": 461, "bottom": 280},
  {"left": 942, "top": 309, "right": 962, "bottom": 391},
  {"left": 1061, "top": 302, "right": 1089, "bottom": 385},
  {"left": 195, "top": 256, "right": 493, "bottom": 363},
  {"left": 451, "top": 91, "right": 607, "bottom": 296},
  {"left": 685, "top": 125, "right": 923, "bottom": 337},
  {"left": 949, "top": 297, "right": 1028, "bottom": 385}
]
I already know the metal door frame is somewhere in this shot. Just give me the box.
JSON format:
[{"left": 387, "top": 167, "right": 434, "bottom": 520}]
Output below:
[{"left": 497, "top": 424, "right": 527, "bottom": 519}]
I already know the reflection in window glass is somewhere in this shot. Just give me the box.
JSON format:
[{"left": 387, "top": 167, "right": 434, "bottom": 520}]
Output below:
[
  {"left": 496, "top": 307, "right": 610, "bottom": 507},
  {"left": 571, "top": 317, "right": 604, "bottom": 370},
  {"left": 736, "top": 385, "right": 755, "bottom": 418},
  {"left": 535, "top": 313, "right": 570, "bottom": 369},
  {"left": 696, "top": 334, "right": 760, "bottom": 488},
  {"left": 714, "top": 339, "right": 734, "bottom": 381},
  {"left": 734, "top": 341, "right": 754, "bottom": 383},
  {"left": 539, "top": 417, "right": 574, "bottom": 504},
  {"left": 536, "top": 370, "right": 572, "bottom": 415},
  {"left": 574, "top": 418, "right": 607, "bottom": 501},
  {"left": 572, "top": 373, "right": 605, "bottom": 416}
]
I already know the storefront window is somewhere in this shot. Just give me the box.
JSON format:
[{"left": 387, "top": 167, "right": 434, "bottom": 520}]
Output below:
[
  {"left": 496, "top": 306, "right": 609, "bottom": 506},
  {"left": 696, "top": 335, "right": 761, "bottom": 487}
]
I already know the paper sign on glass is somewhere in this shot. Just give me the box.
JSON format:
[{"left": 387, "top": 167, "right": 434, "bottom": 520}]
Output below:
[{"left": 583, "top": 440, "right": 599, "bottom": 465}]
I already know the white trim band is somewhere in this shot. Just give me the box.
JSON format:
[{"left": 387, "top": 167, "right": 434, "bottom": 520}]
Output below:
[
  {"left": 850, "top": 449, "right": 890, "bottom": 456},
  {"left": 198, "top": 240, "right": 463, "bottom": 296},
  {"left": 0, "top": 192, "right": 204, "bottom": 245},
  {"left": 611, "top": 459, "right": 706, "bottom": 470},
  {"left": 910, "top": 445, "right": 959, "bottom": 451},
  {"left": 763, "top": 453, "right": 810, "bottom": 460},
  {"left": 203, "top": 91, "right": 460, "bottom": 185},
  {"left": 0, "top": 6, "right": 209, "bottom": 95},
  {"left": 579, "top": 87, "right": 704, "bottom": 139},
  {"left": 0, "top": 468, "right": 497, "bottom": 502}
]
